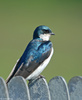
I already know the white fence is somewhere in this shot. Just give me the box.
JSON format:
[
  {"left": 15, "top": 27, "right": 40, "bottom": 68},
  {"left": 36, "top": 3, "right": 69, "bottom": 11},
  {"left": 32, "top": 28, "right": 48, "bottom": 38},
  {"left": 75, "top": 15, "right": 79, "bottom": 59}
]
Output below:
[{"left": 0, "top": 76, "right": 82, "bottom": 100}]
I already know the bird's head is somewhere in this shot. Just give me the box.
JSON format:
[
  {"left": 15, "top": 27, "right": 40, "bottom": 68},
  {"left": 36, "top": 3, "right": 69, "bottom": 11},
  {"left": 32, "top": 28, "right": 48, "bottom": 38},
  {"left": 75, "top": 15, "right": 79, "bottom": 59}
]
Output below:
[{"left": 33, "top": 25, "right": 55, "bottom": 41}]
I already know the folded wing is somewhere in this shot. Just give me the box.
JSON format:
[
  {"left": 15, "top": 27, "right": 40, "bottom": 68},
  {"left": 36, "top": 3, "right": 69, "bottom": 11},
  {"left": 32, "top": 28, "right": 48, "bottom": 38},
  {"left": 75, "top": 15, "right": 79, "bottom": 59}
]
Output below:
[{"left": 6, "top": 41, "right": 52, "bottom": 83}]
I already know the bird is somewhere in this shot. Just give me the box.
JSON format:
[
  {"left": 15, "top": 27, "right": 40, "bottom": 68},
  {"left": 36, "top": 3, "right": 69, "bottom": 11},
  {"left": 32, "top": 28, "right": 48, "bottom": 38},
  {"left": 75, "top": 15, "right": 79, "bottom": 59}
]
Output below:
[{"left": 6, "top": 25, "right": 55, "bottom": 83}]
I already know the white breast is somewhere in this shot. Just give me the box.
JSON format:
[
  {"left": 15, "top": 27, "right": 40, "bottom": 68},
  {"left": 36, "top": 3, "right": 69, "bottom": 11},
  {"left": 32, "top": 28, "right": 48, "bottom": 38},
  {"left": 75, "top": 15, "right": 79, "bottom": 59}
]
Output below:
[
  {"left": 39, "top": 34, "right": 51, "bottom": 41},
  {"left": 26, "top": 47, "right": 54, "bottom": 80}
]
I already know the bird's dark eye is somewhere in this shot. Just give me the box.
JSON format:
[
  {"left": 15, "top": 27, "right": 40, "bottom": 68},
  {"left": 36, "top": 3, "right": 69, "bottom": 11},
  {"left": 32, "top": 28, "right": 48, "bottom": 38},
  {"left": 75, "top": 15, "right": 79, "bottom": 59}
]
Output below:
[{"left": 42, "top": 29, "right": 49, "bottom": 33}]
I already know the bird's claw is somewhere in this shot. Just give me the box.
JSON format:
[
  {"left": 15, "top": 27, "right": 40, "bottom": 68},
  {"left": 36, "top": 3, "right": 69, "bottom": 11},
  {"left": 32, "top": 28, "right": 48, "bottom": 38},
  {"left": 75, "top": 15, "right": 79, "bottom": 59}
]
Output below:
[{"left": 38, "top": 75, "right": 45, "bottom": 79}]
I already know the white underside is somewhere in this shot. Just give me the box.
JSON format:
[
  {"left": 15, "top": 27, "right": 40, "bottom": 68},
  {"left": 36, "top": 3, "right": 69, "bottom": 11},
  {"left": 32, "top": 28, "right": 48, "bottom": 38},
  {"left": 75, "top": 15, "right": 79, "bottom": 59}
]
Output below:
[{"left": 26, "top": 47, "right": 54, "bottom": 80}]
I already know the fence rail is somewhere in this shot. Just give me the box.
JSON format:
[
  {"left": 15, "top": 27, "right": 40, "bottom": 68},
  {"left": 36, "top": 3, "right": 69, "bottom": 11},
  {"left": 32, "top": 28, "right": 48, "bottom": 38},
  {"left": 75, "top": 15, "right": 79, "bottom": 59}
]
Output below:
[{"left": 0, "top": 76, "right": 82, "bottom": 100}]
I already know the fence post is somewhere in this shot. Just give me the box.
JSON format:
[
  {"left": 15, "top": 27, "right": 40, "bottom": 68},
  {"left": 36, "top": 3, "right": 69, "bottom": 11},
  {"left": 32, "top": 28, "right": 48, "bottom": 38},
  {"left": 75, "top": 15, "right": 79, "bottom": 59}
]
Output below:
[
  {"left": 7, "top": 76, "right": 30, "bottom": 100},
  {"left": 68, "top": 76, "right": 82, "bottom": 100},
  {"left": 48, "top": 76, "right": 70, "bottom": 100},
  {"left": 28, "top": 77, "right": 51, "bottom": 100},
  {"left": 0, "top": 77, "right": 9, "bottom": 100}
]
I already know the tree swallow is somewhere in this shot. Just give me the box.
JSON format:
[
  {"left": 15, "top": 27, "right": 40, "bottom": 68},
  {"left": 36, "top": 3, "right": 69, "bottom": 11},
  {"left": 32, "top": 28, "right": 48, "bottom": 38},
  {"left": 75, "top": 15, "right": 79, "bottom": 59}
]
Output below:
[{"left": 6, "top": 25, "right": 54, "bottom": 83}]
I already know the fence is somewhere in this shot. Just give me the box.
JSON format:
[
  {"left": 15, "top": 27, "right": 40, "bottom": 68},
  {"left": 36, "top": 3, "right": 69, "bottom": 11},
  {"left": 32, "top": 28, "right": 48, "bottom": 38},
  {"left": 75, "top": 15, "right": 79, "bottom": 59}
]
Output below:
[{"left": 0, "top": 76, "right": 82, "bottom": 100}]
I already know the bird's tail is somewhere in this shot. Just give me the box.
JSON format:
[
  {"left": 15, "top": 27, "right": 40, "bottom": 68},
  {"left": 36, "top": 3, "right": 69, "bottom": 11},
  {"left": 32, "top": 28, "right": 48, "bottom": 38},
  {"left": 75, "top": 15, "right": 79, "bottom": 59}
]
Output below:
[{"left": 6, "top": 59, "right": 20, "bottom": 84}]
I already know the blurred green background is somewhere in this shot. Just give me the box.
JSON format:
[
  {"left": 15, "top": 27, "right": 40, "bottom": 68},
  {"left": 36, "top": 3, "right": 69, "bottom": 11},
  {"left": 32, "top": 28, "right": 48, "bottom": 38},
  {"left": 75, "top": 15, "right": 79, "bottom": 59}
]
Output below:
[{"left": 0, "top": 0, "right": 82, "bottom": 82}]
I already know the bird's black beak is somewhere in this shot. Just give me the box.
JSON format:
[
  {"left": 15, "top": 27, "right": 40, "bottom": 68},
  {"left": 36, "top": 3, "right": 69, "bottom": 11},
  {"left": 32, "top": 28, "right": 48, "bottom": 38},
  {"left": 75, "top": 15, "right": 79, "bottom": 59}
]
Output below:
[{"left": 50, "top": 32, "right": 55, "bottom": 35}]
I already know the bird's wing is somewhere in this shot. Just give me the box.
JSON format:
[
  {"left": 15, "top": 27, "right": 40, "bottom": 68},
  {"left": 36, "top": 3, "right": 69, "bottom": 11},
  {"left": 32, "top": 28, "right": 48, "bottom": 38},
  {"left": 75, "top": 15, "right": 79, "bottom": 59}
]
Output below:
[
  {"left": 14, "top": 41, "right": 53, "bottom": 78},
  {"left": 6, "top": 41, "right": 52, "bottom": 83}
]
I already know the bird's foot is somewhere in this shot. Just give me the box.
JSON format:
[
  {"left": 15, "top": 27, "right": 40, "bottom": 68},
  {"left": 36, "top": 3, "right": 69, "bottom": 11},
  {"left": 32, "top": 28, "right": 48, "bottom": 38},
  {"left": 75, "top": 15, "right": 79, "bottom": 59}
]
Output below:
[
  {"left": 28, "top": 75, "right": 45, "bottom": 84},
  {"left": 38, "top": 75, "right": 45, "bottom": 79}
]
